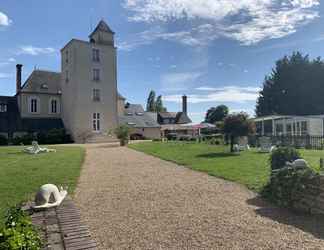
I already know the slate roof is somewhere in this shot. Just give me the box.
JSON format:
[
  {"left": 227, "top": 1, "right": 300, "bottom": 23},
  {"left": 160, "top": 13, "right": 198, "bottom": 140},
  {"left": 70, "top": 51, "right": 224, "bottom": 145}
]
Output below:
[
  {"left": 89, "top": 20, "right": 115, "bottom": 37},
  {"left": 20, "top": 70, "right": 61, "bottom": 95},
  {"left": 175, "top": 112, "right": 192, "bottom": 124},
  {"left": 157, "top": 111, "right": 192, "bottom": 125},
  {"left": 118, "top": 104, "right": 160, "bottom": 128},
  {"left": 0, "top": 96, "right": 64, "bottom": 134},
  {"left": 158, "top": 112, "right": 178, "bottom": 119}
]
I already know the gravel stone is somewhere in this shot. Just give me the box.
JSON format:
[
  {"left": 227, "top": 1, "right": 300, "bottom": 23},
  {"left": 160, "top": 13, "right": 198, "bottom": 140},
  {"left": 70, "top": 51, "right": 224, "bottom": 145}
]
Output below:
[{"left": 74, "top": 146, "right": 324, "bottom": 249}]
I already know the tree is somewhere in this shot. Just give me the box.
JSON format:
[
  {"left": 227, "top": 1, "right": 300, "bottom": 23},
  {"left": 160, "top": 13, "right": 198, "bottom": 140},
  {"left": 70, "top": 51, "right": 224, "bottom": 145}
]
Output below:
[
  {"left": 146, "top": 90, "right": 156, "bottom": 112},
  {"left": 205, "top": 105, "right": 229, "bottom": 124},
  {"left": 223, "top": 113, "right": 255, "bottom": 152},
  {"left": 256, "top": 52, "right": 324, "bottom": 116},
  {"left": 155, "top": 95, "right": 167, "bottom": 112}
]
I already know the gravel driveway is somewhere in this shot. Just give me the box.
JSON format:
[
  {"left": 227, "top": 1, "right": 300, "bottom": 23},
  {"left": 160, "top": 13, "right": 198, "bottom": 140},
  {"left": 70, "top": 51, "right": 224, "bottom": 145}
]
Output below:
[{"left": 74, "top": 145, "right": 324, "bottom": 249}]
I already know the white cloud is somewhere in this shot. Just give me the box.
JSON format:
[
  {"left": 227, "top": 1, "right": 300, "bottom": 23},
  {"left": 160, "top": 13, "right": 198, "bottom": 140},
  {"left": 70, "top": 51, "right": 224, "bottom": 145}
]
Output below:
[
  {"left": 161, "top": 71, "right": 202, "bottom": 91},
  {"left": 17, "top": 46, "right": 56, "bottom": 56},
  {"left": 8, "top": 58, "right": 15, "bottom": 62},
  {"left": 0, "top": 73, "right": 12, "bottom": 78},
  {"left": 0, "top": 12, "right": 12, "bottom": 26},
  {"left": 0, "top": 58, "right": 16, "bottom": 68},
  {"left": 163, "top": 85, "right": 261, "bottom": 103},
  {"left": 123, "top": 0, "right": 319, "bottom": 46}
]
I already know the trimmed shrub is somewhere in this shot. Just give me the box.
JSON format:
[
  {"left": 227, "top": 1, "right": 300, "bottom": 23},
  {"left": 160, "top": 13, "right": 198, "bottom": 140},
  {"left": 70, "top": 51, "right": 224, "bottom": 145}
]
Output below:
[
  {"left": 11, "top": 134, "right": 36, "bottom": 145},
  {"left": 0, "top": 135, "right": 8, "bottom": 146},
  {"left": 270, "top": 147, "right": 300, "bottom": 170},
  {"left": 37, "top": 128, "right": 72, "bottom": 145},
  {"left": 0, "top": 206, "right": 42, "bottom": 249},
  {"left": 262, "top": 166, "right": 318, "bottom": 208}
]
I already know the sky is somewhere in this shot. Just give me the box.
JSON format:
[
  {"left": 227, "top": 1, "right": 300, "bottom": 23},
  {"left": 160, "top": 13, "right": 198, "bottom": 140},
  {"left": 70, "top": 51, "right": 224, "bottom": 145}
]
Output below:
[{"left": 0, "top": 0, "right": 324, "bottom": 123}]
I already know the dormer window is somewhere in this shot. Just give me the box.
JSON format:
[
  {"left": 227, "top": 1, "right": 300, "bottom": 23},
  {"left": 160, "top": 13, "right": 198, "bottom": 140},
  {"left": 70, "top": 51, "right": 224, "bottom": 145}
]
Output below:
[
  {"left": 92, "top": 49, "right": 100, "bottom": 62},
  {"left": 0, "top": 103, "right": 7, "bottom": 112},
  {"left": 41, "top": 83, "right": 48, "bottom": 89}
]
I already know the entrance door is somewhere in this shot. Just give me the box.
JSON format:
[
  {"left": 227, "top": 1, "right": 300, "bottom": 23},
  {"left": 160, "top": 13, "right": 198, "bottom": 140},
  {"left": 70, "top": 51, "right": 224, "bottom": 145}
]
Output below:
[{"left": 93, "top": 113, "right": 100, "bottom": 132}]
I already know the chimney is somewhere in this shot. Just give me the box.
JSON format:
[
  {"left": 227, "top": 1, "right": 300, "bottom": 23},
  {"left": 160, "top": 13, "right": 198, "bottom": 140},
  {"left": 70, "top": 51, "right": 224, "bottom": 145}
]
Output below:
[
  {"left": 182, "top": 95, "right": 187, "bottom": 115},
  {"left": 16, "top": 64, "right": 23, "bottom": 94}
]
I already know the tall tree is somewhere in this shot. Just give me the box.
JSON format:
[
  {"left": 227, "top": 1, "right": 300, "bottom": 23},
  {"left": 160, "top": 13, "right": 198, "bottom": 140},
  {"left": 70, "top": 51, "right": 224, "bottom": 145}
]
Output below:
[
  {"left": 205, "top": 105, "right": 229, "bottom": 124},
  {"left": 256, "top": 52, "right": 324, "bottom": 116},
  {"left": 223, "top": 113, "right": 255, "bottom": 152},
  {"left": 155, "top": 95, "right": 167, "bottom": 112},
  {"left": 146, "top": 90, "right": 156, "bottom": 112}
]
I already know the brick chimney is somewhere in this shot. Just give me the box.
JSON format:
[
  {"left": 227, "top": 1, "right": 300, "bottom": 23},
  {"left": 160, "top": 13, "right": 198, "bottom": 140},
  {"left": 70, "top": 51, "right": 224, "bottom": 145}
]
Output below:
[
  {"left": 182, "top": 95, "right": 187, "bottom": 115},
  {"left": 16, "top": 64, "right": 23, "bottom": 94}
]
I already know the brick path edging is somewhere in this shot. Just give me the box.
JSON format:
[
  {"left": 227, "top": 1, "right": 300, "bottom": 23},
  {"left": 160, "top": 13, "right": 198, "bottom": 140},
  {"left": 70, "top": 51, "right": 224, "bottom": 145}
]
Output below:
[{"left": 28, "top": 197, "right": 97, "bottom": 250}]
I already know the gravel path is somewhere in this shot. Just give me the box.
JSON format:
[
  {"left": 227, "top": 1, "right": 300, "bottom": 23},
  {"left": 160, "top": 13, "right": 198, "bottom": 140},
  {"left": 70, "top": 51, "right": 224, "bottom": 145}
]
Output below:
[{"left": 74, "top": 146, "right": 324, "bottom": 250}]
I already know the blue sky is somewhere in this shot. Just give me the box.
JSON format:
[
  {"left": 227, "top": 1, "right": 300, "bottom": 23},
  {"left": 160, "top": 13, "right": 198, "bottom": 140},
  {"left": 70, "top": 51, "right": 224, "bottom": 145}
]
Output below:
[{"left": 0, "top": 0, "right": 324, "bottom": 123}]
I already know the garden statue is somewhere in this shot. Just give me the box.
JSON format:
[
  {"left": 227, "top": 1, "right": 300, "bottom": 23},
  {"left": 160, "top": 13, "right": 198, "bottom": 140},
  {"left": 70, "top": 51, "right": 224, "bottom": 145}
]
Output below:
[
  {"left": 32, "top": 184, "right": 67, "bottom": 210},
  {"left": 23, "top": 141, "right": 56, "bottom": 154}
]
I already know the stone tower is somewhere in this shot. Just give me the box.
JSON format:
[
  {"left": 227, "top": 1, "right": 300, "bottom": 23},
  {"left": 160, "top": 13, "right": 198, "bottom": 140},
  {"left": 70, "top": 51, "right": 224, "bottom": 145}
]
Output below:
[{"left": 60, "top": 20, "right": 118, "bottom": 142}]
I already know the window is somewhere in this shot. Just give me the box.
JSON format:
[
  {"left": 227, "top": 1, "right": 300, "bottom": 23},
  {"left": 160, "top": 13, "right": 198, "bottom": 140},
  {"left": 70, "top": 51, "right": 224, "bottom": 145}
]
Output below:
[
  {"left": 0, "top": 103, "right": 7, "bottom": 112},
  {"left": 93, "top": 69, "right": 100, "bottom": 81},
  {"left": 30, "top": 98, "right": 39, "bottom": 113},
  {"left": 49, "top": 99, "right": 59, "bottom": 114},
  {"left": 286, "top": 124, "right": 292, "bottom": 135},
  {"left": 65, "top": 50, "right": 69, "bottom": 64},
  {"left": 92, "top": 49, "right": 100, "bottom": 62},
  {"left": 92, "top": 89, "right": 101, "bottom": 102},
  {"left": 301, "top": 121, "right": 308, "bottom": 135},
  {"left": 93, "top": 113, "right": 100, "bottom": 131},
  {"left": 65, "top": 70, "right": 69, "bottom": 83}
]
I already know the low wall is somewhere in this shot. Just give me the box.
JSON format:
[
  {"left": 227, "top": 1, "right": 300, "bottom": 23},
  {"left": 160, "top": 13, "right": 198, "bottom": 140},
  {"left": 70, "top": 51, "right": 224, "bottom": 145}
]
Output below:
[{"left": 293, "top": 174, "right": 324, "bottom": 215}]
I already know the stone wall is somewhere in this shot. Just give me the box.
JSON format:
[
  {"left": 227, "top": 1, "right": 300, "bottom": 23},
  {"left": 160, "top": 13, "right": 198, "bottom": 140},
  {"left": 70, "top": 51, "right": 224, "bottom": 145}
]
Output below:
[{"left": 293, "top": 174, "right": 324, "bottom": 215}]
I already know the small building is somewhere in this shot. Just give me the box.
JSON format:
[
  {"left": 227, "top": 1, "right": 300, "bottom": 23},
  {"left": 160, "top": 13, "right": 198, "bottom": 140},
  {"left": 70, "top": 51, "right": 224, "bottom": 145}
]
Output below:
[
  {"left": 118, "top": 103, "right": 161, "bottom": 139},
  {"left": 253, "top": 115, "right": 324, "bottom": 136},
  {"left": 157, "top": 95, "right": 192, "bottom": 125}
]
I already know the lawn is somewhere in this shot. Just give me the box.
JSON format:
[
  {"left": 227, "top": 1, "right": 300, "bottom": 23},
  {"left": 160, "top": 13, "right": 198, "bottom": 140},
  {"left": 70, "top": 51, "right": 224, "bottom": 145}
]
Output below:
[
  {"left": 129, "top": 142, "right": 324, "bottom": 192},
  {"left": 0, "top": 146, "right": 85, "bottom": 219}
]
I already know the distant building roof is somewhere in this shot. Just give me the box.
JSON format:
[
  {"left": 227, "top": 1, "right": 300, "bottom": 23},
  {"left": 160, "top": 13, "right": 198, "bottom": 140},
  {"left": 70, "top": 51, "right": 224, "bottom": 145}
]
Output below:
[
  {"left": 20, "top": 70, "right": 61, "bottom": 95},
  {"left": 158, "top": 112, "right": 178, "bottom": 119},
  {"left": 118, "top": 104, "right": 160, "bottom": 128},
  {"left": 175, "top": 112, "right": 192, "bottom": 124}
]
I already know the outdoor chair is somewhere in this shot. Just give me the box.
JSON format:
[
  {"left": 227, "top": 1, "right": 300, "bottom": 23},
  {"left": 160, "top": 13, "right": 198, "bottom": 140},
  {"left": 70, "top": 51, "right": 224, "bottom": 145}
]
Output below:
[{"left": 258, "top": 137, "right": 276, "bottom": 153}]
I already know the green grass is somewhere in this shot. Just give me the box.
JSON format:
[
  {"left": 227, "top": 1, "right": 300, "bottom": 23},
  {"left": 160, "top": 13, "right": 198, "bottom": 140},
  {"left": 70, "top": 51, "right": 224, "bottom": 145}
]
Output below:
[
  {"left": 0, "top": 146, "right": 85, "bottom": 218},
  {"left": 129, "top": 142, "right": 324, "bottom": 192}
]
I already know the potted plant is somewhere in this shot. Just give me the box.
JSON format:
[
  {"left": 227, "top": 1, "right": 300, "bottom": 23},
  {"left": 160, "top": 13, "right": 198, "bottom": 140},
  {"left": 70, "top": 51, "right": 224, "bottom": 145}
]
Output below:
[{"left": 114, "top": 125, "right": 130, "bottom": 146}]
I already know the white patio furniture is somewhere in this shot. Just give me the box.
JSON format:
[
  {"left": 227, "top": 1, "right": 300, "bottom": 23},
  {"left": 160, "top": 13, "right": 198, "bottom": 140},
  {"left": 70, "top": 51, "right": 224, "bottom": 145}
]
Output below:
[
  {"left": 258, "top": 137, "right": 276, "bottom": 153},
  {"left": 234, "top": 136, "right": 250, "bottom": 151},
  {"left": 23, "top": 141, "right": 56, "bottom": 154}
]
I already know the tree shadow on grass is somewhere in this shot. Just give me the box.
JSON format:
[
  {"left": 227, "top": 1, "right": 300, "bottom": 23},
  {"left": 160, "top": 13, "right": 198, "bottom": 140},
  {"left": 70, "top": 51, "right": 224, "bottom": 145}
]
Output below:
[
  {"left": 247, "top": 196, "right": 324, "bottom": 240},
  {"left": 196, "top": 152, "right": 240, "bottom": 158}
]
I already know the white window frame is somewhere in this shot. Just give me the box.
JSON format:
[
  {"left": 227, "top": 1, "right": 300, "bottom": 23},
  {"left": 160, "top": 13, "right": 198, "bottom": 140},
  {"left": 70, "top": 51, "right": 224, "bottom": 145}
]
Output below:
[
  {"left": 92, "top": 113, "right": 101, "bottom": 132},
  {"left": 28, "top": 96, "right": 40, "bottom": 114},
  {"left": 92, "top": 89, "right": 101, "bottom": 102},
  {"left": 92, "top": 48, "right": 100, "bottom": 62},
  {"left": 48, "top": 97, "right": 60, "bottom": 114},
  {"left": 92, "top": 68, "right": 100, "bottom": 82},
  {"left": 0, "top": 103, "right": 7, "bottom": 112}
]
